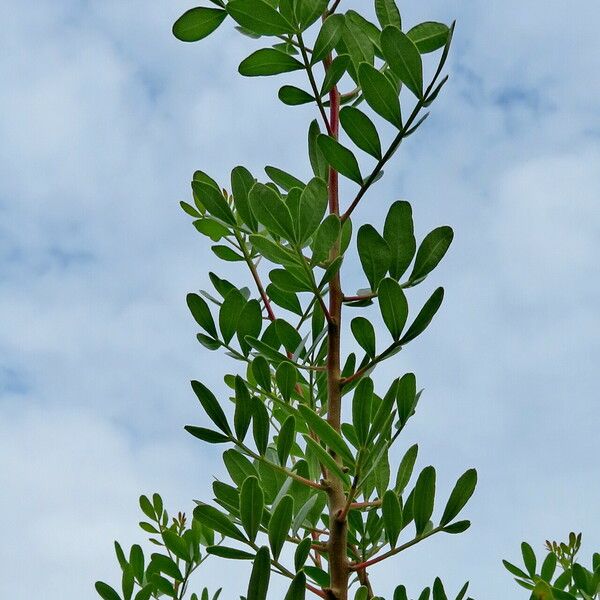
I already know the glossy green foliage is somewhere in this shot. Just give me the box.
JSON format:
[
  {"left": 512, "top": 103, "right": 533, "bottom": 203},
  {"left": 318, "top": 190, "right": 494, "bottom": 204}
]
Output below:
[
  {"left": 99, "top": 1, "right": 474, "bottom": 599},
  {"left": 504, "top": 533, "right": 600, "bottom": 599}
]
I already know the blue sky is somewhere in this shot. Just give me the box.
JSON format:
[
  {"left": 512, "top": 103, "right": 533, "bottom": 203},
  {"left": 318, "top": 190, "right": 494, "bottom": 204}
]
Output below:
[{"left": 1, "top": 1, "right": 599, "bottom": 599}]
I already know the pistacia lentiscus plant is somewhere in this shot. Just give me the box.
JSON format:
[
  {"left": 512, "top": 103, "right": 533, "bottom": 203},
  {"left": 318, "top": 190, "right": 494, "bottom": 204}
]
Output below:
[
  {"left": 96, "top": 1, "right": 477, "bottom": 599},
  {"left": 504, "top": 533, "right": 600, "bottom": 599}
]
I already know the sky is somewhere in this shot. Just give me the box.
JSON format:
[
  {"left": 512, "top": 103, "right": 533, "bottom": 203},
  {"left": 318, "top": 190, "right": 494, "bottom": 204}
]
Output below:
[{"left": 1, "top": 1, "right": 599, "bottom": 598}]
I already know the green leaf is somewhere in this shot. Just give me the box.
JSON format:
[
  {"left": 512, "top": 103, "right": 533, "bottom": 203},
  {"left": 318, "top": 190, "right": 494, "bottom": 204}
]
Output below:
[
  {"left": 393, "top": 586, "right": 409, "bottom": 600},
  {"left": 432, "top": 578, "right": 448, "bottom": 600},
  {"left": 284, "top": 572, "right": 307, "bottom": 600},
  {"left": 264, "top": 166, "right": 304, "bottom": 192},
  {"left": 253, "top": 356, "right": 272, "bottom": 392},
  {"left": 440, "top": 469, "right": 477, "bottom": 526},
  {"left": 540, "top": 552, "right": 557, "bottom": 582},
  {"left": 249, "top": 182, "right": 296, "bottom": 241},
  {"left": 191, "top": 380, "right": 231, "bottom": 435},
  {"left": 151, "top": 554, "right": 185, "bottom": 581},
  {"left": 223, "top": 448, "right": 258, "bottom": 486},
  {"left": 357, "top": 224, "right": 391, "bottom": 290},
  {"left": 341, "top": 18, "right": 375, "bottom": 73},
  {"left": 231, "top": 166, "right": 258, "bottom": 230},
  {"left": 162, "top": 530, "right": 190, "bottom": 561},
  {"left": 279, "top": 0, "right": 295, "bottom": 24},
  {"left": 352, "top": 377, "right": 373, "bottom": 445},
  {"left": 237, "top": 299, "right": 262, "bottom": 356},
  {"left": 378, "top": 278, "right": 408, "bottom": 341},
  {"left": 375, "top": 0, "right": 401, "bottom": 29},
  {"left": 134, "top": 587, "right": 153, "bottom": 600},
  {"left": 317, "top": 135, "right": 362, "bottom": 184},
  {"left": 396, "top": 372, "right": 417, "bottom": 427},
  {"left": 345, "top": 11, "right": 382, "bottom": 56},
  {"left": 212, "top": 245, "right": 243, "bottom": 261},
  {"left": 276, "top": 361, "right": 298, "bottom": 402},
  {"left": 95, "top": 582, "right": 121, "bottom": 600},
  {"left": 192, "top": 181, "right": 236, "bottom": 226},
  {"left": 384, "top": 201, "right": 416, "bottom": 280},
  {"left": 340, "top": 106, "right": 382, "bottom": 159},
  {"left": 308, "top": 120, "right": 328, "bottom": 180},
  {"left": 413, "top": 465, "right": 436, "bottom": 534},
  {"left": 185, "top": 426, "right": 230, "bottom": 444},
  {"left": 207, "top": 546, "right": 255, "bottom": 560},
  {"left": 187, "top": 293, "right": 217, "bottom": 338},
  {"left": 367, "top": 378, "right": 398, "bottom": 445},
  {"left": 129, "top": 544, "right": 144, "bottom": 582},
  {"left": 381, "top": 26, "right": 423, "bottom": 98},
  {"left": 294, "top": 537, "right": 312, "bottom": 571},
  {"left": 181, "top": 201, "right": 202, "bottom": 218},
  {"left": 279, "top": 85, "right": 314, "bottom": 105},
  {"left": 321, "top": 54, "right": 350, "bottom": 96},
  {"left": 139, "top": 495, "right": 155, "bottom": 520},
  {"left": 572, "top": 563, "right": 590, "bottom": 593},
  {"left": 234, "top": 376, "right": 253, "bottom": 441},
  {"left": 149, "top": 576, "right": 174, "bottom": 597},
  {"left": 298, "top": 405, "right": 354, "bottom": 466},
  {"left": 269, "top": 495, "right": 294, "bottom": 560},
  {"left": 312, "top": 214, "right": 341, "bottom": 264},
  {"left": 252, "top": 398, "right": 270, "bottom": 455},
  {"left": 239, "top": 48, "right": 303, "bottom": 77},
  {"left": 531, "top": 581, "right": 554, "bottom": 600},
  {"left": 173, "top": 7, "right": 227, "bottom": 42},
  {"left": 304, "top": 436, "right": 350, "bottom": 485},
  {"left": 195, "top": 217, "right": 230, "bottom": 241},
  {"left": 409, "top": 226, "right": 454, "bottom": 284},
  {"left": 522, "top": 542, "right": 537, "bottom": 576},
  {"left": 355, "top": 587, "right": 369, "bottom": 600},
  {"left": 291, "top": 495, "right": 320, "bottom": 536},
  {"left": 295, "top": 0, "right": 327, "bottom": 29},
  {"left": 250, "top": 235, "right": 297, "bottom": 266},
  {"left": 407, "top": 22, "right": 450, "bottom": 54},
  {"left": 351, "top": 317, "right": 376, "bottom": 358},
  {"left": 312, "top": 14, "right": 345, "bottom": 64},
  {"left": 219, "top": 288, "right": 246, "bottom": 344},
  {"left": 442, "top": 520, "right": 470, "bottom": 534},
  {"left": 320, "top": 255, "right": 343, "bottom": 286},
  {"left": 358, "top": 63, "right": 402, "bottom": 127},
  {"left": 194, "top": 504, "right": 246, "bottom": 542},
  {"left": 277, "top": 415, "right": 296, "bottom": 466},
  {"left": 240, "top": 476, "right": 264, "bottom": 542},
  {"left": 267, "top": 284, "right": 302, "bottom": 315},
  {"left": 298, "top": 177, "right": 328, "bottom": 243},
  {"left": 382, "top": 490, "right": 403, "bottom": 547},
  {"left": 227, "top": 0, "right": 293, "bottom": 35},
  {"left": 395, "top": 443, "right": 418, "bottom": 494},
  {"left": 247, "top": 546, "right": 271, "bottom": 600},
  {"left": 455, "top": 582, "right": 469, "bottom": 600},
  {"left": 399, "top": 287, "right": 444, "bottom": 344}
]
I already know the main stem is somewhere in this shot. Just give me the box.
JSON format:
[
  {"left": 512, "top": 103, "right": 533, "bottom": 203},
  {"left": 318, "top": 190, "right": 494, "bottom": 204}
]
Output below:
[{"left": 325, "top": 72, "right": 348, "bottom": 600}]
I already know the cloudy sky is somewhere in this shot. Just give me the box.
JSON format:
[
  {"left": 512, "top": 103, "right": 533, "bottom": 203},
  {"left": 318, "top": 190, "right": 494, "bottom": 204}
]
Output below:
[{"left": 1, "top": 1, "right": 599, "bottom": 598}]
